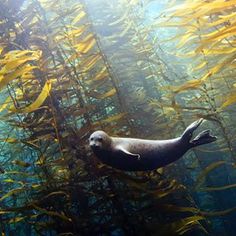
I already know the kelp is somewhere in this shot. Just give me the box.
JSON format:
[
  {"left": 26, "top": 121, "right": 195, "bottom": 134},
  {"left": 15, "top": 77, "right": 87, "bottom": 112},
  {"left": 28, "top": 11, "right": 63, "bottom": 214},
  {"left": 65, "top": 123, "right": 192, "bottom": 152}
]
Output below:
[
  {"left": 149, "top": 0, "right": 236, "bottom": 234},
  {"left": 1, "top": 0, "right": 194, "bottom": 235},
  {"left": 9, "top": 80, "right": 52, "bottom": 113}
]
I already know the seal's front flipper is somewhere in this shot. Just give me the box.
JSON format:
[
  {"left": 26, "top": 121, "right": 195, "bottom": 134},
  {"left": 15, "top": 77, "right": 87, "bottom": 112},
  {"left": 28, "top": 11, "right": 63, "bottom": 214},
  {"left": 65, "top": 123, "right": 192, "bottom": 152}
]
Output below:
[
  {"left": 116, "top": 146, "right": 141, "bottom": 160},
  {"left": 190, "top": 130, "right": 217, "bottom": 147}
]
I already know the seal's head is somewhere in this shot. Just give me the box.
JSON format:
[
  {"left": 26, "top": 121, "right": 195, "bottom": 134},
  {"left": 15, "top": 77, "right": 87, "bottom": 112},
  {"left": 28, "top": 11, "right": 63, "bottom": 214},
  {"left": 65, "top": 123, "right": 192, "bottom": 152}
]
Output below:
[{"left": 89, "top": 130, "right": 112, "bottom": 152}]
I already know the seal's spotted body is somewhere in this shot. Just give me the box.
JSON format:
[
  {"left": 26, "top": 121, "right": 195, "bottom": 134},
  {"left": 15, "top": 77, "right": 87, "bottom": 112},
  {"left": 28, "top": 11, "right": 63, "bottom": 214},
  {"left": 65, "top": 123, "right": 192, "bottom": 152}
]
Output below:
[{"left": 89, "top": 119, "right": 217, "bottom": 171}]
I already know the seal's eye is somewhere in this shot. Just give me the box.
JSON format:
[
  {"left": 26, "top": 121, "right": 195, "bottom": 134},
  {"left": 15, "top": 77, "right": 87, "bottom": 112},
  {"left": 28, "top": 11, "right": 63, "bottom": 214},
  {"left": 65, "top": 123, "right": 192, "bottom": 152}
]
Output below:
[
  {"left": 98, "top": 137, "right": 103, "bottom": 142},
  {"left": 90, "top": 137, "right": 94, "bottom": 141}
]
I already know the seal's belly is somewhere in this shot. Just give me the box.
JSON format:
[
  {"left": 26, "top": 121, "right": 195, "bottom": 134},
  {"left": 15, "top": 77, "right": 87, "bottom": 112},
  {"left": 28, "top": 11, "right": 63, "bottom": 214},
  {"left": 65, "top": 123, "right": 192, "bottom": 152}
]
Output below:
[{"left": 108, "top": 138, "right": 183, "bottom": 171}]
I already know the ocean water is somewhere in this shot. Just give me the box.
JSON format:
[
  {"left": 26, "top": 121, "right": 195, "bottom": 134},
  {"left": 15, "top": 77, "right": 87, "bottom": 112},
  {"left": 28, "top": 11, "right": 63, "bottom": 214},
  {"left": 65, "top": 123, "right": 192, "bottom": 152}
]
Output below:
[{"left": 0, "top": 0, "right": 235, "bottom": 235}]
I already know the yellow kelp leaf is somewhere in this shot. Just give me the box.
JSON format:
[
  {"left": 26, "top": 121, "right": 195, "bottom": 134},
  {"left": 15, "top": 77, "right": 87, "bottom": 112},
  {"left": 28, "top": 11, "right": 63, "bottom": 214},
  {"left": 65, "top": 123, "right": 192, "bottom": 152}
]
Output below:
[
  {"left": 98, "top": 88, "right": 116, "bottom": 99},
  {"left": 81, "top": 54, "right": 102, "bottom": 71},
  {"left": 0, "top": 50, "right": 39, "bottom": 64},
  {"left": 165, "top": 79, "right": 204, "bottom": 94},
  {"left": 93, "top": 113, "right": 126, "bottom": 125},
  {"left": 72, "top": 10, "right": 86, "bottom": 25},
  {"left": 193, "top": 61, "right": 208, "bottom": 72},
  {"left": 195, "top": 161, "right": 227, "bottom": 189},
  {"left": 74, "top": 34, "right": 96, "bottom": 54},
  {"left": 31, "top": 184, "right": 41, "bottom": 189},
  {"left": 10, "top": 80, "right": 52, "bottom": 113},
  {"left": 0, "top": 65, "right": 38, "bottom": 91},
  {"left": 172, "top": 0, "right": 236, "bottom": 19},
  {"left": 93, "top": 67, "right": 108, "bottom": 81},
  {"left": 203, "top": 12, "right": 236, "bottom": 28},
  {"left": 1, "top": 51, "right": 41, "bottom": 71},
  {"left": 9, "top": 217, "right": 26, "bottom": 224},
  {"left": 0, "top": 97, "right": 11, "bottom": 112},
  {"left": 204, "top": 47, "right": 236, "bottom": 56},
  {"left": 201, "top": 25, "right": 236, "bottom": 44},
  {"left": 221, "top": 93, "right": 236, "bottom": 109},
  {"left": 0, "top": 188, "right": 25, "bottom": 201},
  {"left": 3, "top": 179, "right": 14, "bottom": 183},
  {"left": 177, "top": 31, "right": 198, "bottom": 48},
  {"left": 206, "top": 54, "right": 236, "bottom": 77},
  {"left": 0, "top": 137, "right": 18, "bottom": 143},
  {"left": 157, "top": 216, "right": 206, "bottom": 235},
  {"left": 153, "top": 22, "right": 196, "bottom": 29},
  {"left": 55, "top": 25, "right": 86, "bottom": 43}
]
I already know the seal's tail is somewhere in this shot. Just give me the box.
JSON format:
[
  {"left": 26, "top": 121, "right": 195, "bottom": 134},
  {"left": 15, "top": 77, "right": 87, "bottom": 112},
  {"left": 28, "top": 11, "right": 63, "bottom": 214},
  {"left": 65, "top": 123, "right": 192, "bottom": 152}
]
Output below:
[
  {"left": 182, "top": 119, "right": 217, "bottom": 147},
  {"left": 190, "top": 129, "right": 217, "bottom": 147}
]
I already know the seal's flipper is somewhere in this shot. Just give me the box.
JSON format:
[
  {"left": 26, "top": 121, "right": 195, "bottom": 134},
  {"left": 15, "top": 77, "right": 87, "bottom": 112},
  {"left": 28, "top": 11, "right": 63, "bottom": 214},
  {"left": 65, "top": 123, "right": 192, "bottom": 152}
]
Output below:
[
  {"left": 190, "top": 130, "right": 217, "bottom": 147},
  {"left": 182, "top": 119, "right": 204, "bottom": 141},
  {"left": 116, "top": 146, "right": 141, "bottom": 160}
]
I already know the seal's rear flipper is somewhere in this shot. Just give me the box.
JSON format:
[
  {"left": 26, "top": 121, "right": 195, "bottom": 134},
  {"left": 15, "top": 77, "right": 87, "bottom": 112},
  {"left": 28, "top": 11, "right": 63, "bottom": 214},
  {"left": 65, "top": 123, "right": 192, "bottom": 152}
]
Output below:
[
  {"left": 190, "top": 130, "right": 217, "bottom": 147},
  {"left": 182, "top": 119, "right": 204, "bottom": 141}
]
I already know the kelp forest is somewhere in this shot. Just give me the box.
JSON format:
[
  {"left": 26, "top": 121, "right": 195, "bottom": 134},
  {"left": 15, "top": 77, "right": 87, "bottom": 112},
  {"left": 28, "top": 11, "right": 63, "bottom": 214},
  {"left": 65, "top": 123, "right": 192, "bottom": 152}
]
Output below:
[{"left": 0, "top": 0, "right": 236, "bottom": 235}]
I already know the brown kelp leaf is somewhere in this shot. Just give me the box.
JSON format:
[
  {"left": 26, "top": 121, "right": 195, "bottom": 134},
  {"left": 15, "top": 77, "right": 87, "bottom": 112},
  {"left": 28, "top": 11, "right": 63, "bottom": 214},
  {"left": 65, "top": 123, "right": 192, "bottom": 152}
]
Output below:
[
  {"left": 40, "top": 191, "right": 69, "bottom": 201},
  {"left": 149, "top": 216, "right": 206, "bottom": 235},
  {"left": 31, "top": 204, "right": 72, "bottom": 222},
  {"left": 87, "top": 88, "right": 116, "bottom": 99},
  {"left": 201, "top": 207, "right": 236, "bottom": 217},
  {"left": 155, "top": 204, "right": 200, "bottom": 214},
  {"left": 199, "top": 183, "right": 236, "bottom": 192},
  {"left": 10, "top": 80, "right": 52, "bottom": 113},
  {"left": 4, "top": 171, "right": 33, "bottom": 177},
  {"left": 98, "top": 88, "right": 116, "bottom": 99},
  {"left": 12, "top": 160, "right": 31, "bottom": 168}
]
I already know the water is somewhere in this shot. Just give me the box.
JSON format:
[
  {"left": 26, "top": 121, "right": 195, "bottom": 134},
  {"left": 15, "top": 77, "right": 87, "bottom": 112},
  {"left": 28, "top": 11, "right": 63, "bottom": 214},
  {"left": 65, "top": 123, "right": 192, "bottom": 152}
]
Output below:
[{"left": 0, "top": 0, "right": 235, "bottom": 235}]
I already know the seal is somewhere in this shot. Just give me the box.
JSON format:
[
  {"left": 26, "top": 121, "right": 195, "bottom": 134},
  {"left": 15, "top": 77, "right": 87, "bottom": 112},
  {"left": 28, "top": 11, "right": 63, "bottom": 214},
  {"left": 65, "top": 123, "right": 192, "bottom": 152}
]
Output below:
[{"left": 89, "top": 119, "right": 217, "bottom": 171}]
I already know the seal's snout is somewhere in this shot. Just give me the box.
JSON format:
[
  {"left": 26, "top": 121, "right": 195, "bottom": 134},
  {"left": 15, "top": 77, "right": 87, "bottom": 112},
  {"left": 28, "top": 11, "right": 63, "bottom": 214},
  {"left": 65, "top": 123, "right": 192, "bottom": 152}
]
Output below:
[{"left": 90, "top": 142, "right": 101, "bottom": 150}]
